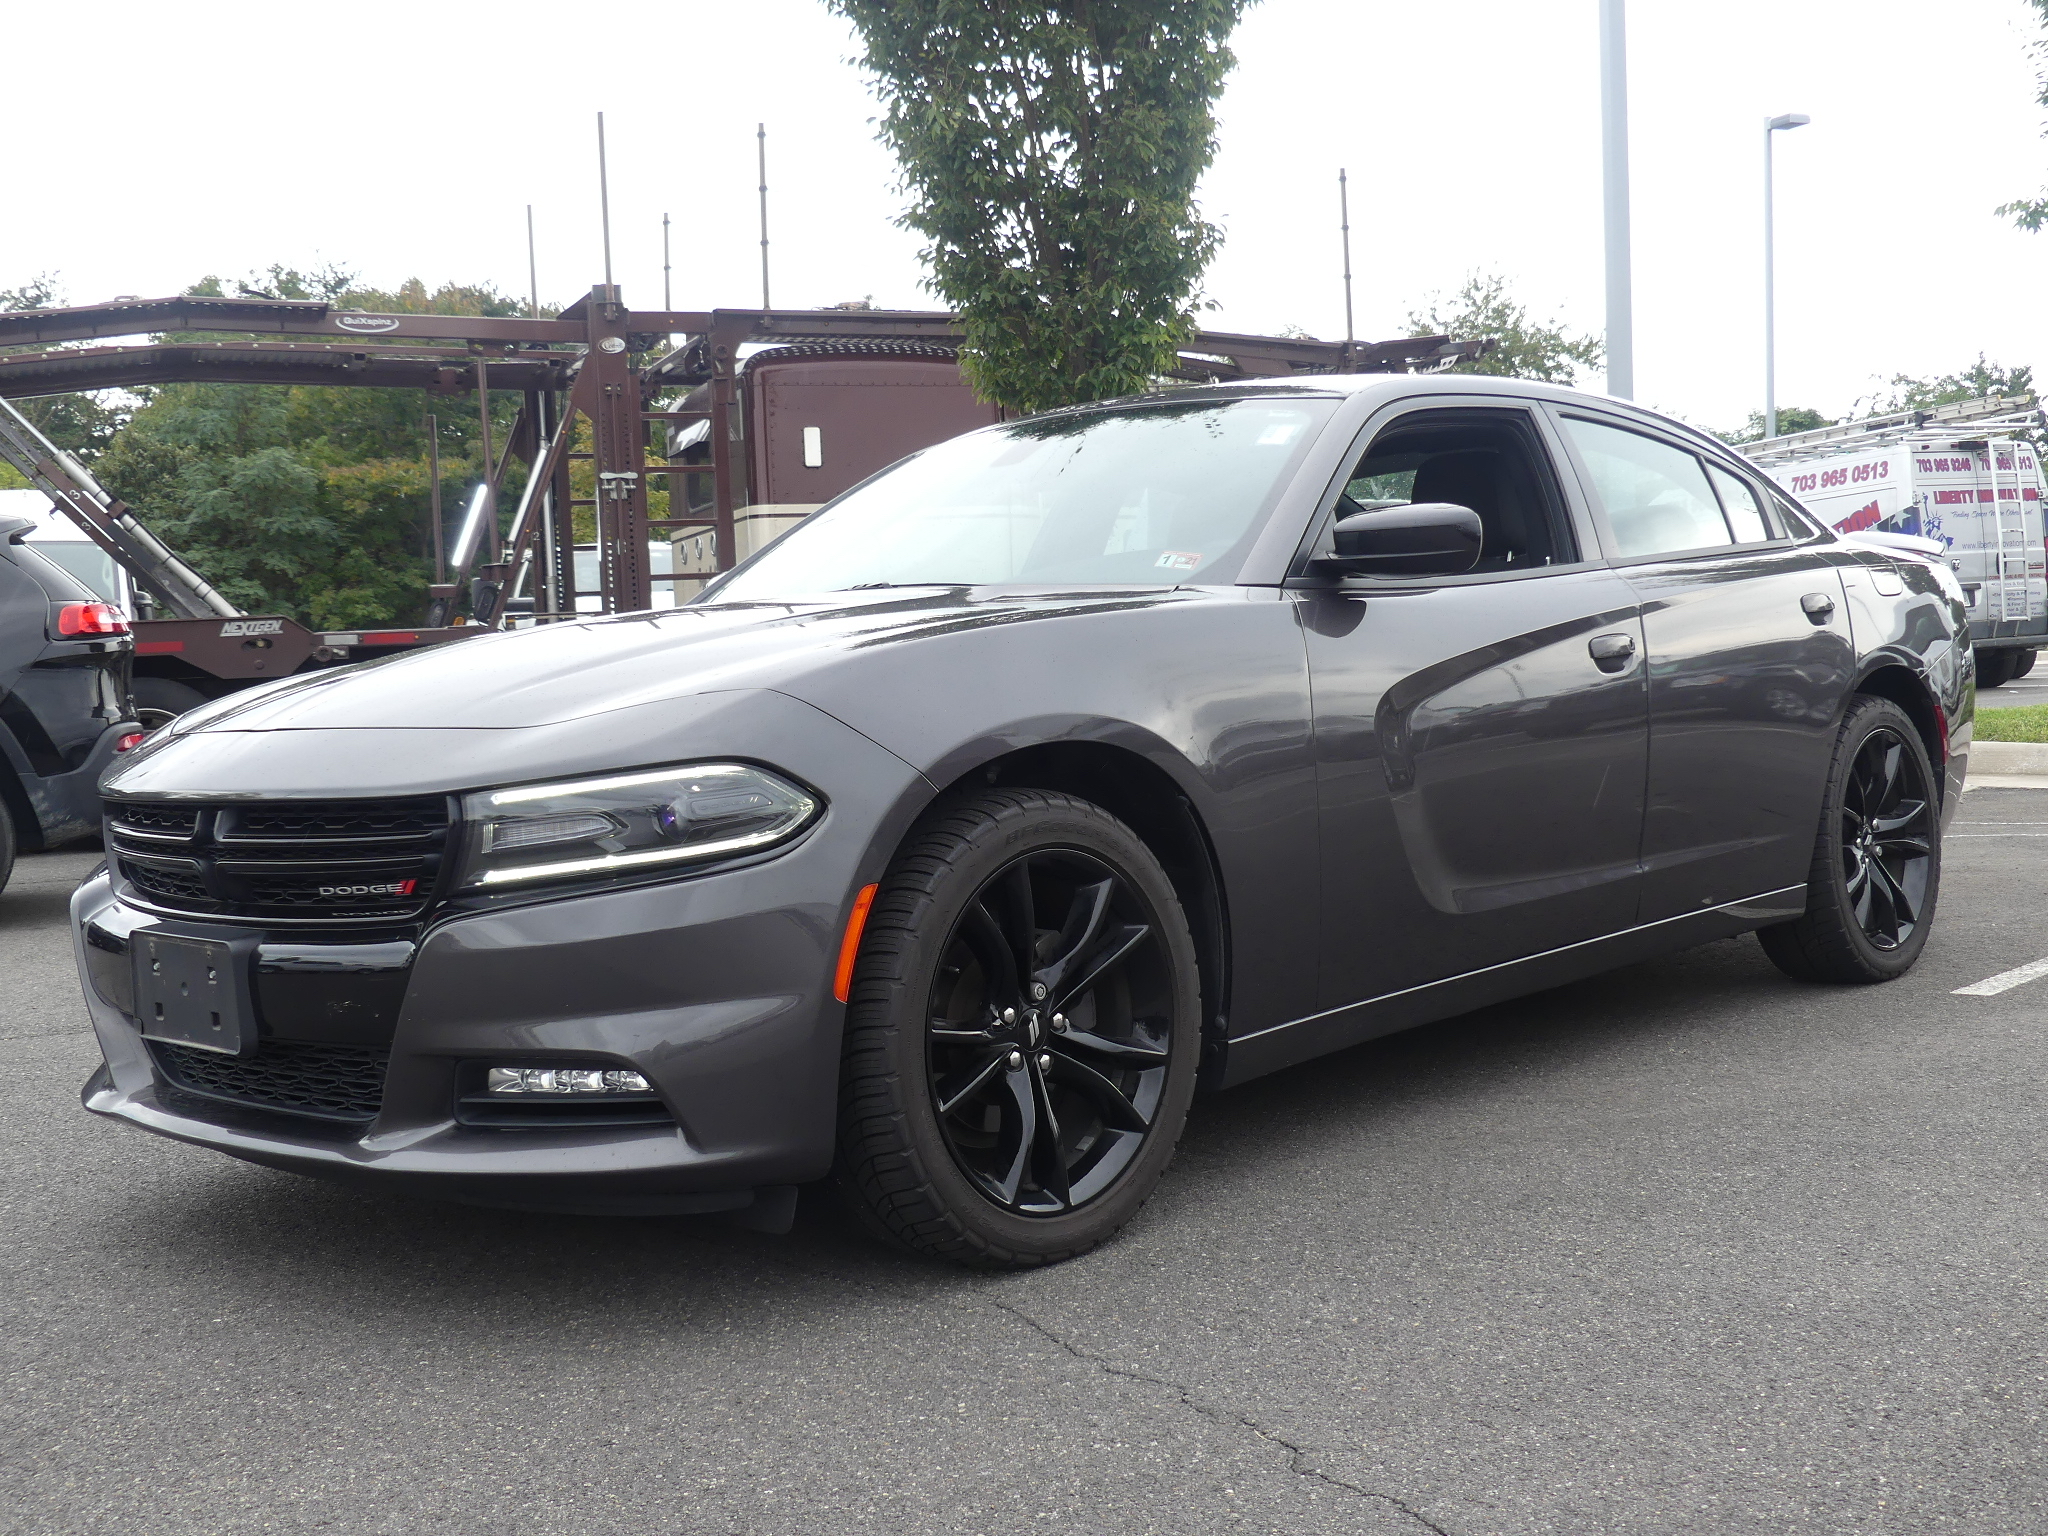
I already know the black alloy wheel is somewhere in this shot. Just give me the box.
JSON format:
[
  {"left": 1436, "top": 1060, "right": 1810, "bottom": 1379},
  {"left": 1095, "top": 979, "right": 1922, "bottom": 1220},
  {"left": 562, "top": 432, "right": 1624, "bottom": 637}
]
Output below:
[
  {"left": 1838, "top": 727, "right": 1935, "bottom": 951},
  {"left": 925, "top": 847, "right": 1174, "bottom": 1215},
  {"left": 835, "top": 789, "right": 1200, "bottom": 1268},
  {"left": 1759, "top": 695, "right": 1941, "bottom": 984}
]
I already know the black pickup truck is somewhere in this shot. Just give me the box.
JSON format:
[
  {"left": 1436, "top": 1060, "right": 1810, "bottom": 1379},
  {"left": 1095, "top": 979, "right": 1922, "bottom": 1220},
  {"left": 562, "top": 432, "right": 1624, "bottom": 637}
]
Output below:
[{"left": 0, "top": 515, "right": 139, "bottom": 892}]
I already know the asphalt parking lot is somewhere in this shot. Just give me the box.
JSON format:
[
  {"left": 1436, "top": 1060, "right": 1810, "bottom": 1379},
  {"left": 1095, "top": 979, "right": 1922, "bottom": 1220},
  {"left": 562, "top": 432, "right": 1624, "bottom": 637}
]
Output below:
[{"left": 4, "top": 794, "right": 2045, "bottom": 1536}]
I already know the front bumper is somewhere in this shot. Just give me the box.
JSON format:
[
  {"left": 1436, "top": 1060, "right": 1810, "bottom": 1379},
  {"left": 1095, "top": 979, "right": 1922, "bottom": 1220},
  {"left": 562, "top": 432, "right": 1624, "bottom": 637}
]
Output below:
[{"left": 72, "top": 705, "right": 932, "bottom": 1215}]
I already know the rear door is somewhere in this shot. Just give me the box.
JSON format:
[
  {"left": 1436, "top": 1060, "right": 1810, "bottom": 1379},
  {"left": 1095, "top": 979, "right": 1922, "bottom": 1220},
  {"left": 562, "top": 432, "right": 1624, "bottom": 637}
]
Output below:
[
  {"left": 1551, "top": 410, "right": 1854, "bottom": 921},
  {"left": 1297, "top": 399, "right": 1652, "bottom": 1009}
]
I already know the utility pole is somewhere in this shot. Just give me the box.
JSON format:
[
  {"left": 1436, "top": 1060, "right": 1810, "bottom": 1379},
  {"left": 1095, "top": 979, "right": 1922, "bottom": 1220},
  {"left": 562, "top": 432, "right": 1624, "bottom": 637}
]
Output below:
[
  {"left": 1599, "top": 0, "right": 1634, "bottom": 399},
  {"left": 663, "top": 212, "right": 672, "bottom": 311},
  {"left": 597, "top": 112, "right": 615, "bottom": 292},
  {"left": 1339, "top": 168, "right": 1355, "bottom": 348},
  {"left": 526, "top": 205, "right": 539, "bottom": 317},
  {"left": 757, "top": 123, "right": 772, "bottom": 311},
  {"left": 1764, "top": 113, "right": 1812, "bottom": 439}
]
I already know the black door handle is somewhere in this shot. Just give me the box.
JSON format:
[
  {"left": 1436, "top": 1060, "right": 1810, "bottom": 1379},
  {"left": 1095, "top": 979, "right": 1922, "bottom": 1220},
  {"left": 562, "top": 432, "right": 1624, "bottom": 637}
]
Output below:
[
  {"left": 1801, "top": 592, "right": 1836, "bottom": 624},
  {"left": 1588, "top": 632, "right": 1636, "bottom": 671}
]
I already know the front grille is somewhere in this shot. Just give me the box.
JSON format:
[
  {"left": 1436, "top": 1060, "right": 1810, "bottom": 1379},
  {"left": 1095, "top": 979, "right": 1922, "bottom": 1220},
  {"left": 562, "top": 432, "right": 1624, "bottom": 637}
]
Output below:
[
  {"left": 227, "top": 800, "right": 447, "bottom": 839},
  {"left": 105, "top": 795, "right": 453, "bottom": 923},
  {"left": 152, "top": 1039, "right": 389, "bottom": 1123},
  {"left": 120, "top": 857, "right": 210, "bottom": 903},
  {"left": 111, "top": 804, "right": 200, "bottom": 836}
]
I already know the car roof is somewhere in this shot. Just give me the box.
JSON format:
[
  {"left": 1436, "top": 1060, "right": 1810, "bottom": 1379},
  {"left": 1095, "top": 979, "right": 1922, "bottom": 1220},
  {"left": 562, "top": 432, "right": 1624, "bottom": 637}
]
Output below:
[{"left": 1149, "top": 374, "right": 1743, "bottom": 464}]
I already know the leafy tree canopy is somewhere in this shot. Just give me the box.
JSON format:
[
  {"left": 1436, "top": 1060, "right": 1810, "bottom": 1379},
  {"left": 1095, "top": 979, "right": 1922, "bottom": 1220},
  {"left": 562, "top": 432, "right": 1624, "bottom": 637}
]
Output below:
[
  {"left": 1405, "top": 272, "right": 1602, "bottom": 385},
  {"left": 829, "top": 0, "right": 1249, "bottom": 414},
  {"left": 1719, "top": 406, "right": 1834, "bottom": 445},
  {"left": 1856, "top": 356, "right": 2035, "bottom": 415},
  {"left": 10, "top": 267, "right": 544, "bottom": 627}
]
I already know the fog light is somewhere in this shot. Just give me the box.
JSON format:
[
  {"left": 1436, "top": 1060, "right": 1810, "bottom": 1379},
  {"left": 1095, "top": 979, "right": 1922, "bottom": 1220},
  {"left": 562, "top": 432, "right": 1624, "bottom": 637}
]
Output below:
[{"left": 486, "top": 1066, "right": 652, "bottom": 1095}]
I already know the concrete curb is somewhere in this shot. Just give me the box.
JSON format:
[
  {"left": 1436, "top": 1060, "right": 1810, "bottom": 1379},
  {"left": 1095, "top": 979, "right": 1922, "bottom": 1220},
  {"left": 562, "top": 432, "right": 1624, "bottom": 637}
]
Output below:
[
  {"left": 1972, "top": 740, "right": 2048, "bottom": 775},
  {"left": 1964, "top": 774, "right": 2048, "bottom": 790}
]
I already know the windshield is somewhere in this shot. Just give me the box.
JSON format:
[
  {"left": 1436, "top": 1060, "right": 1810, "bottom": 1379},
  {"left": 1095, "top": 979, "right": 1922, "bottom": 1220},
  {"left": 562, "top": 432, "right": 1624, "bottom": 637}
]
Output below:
[{"left": 706, "top": 394, "right": 1338, "bottom": 599}]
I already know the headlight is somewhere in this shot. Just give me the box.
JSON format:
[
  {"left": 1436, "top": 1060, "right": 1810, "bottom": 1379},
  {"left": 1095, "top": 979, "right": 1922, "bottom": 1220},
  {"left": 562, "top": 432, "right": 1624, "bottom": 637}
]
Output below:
[{"left": 457, "top": 762, "right": 820, "bottom": 890}]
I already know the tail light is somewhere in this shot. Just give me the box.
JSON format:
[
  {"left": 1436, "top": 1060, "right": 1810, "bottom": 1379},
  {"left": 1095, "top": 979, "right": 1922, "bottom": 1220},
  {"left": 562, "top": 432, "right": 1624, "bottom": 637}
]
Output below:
[{"left": 56, "top": 601, "right": 128, "bottom": 637}]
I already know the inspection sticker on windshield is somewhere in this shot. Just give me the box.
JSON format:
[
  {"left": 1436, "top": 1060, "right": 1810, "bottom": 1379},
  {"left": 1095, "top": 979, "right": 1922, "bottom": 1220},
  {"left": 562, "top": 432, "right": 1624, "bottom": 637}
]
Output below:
[
  {"left": 1256, "top": 421, "right": 1304, "bottom": 446},
  {"left": 1156, "top": 551, "right": 1203, "bottom": 571}
]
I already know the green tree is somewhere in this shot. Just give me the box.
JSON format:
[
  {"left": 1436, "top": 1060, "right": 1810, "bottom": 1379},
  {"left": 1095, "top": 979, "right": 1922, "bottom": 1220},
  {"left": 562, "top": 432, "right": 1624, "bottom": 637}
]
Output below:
[
  {"left": 828, "top": 0, "right": 1249, "bottom": 414},
  {"left": 91, "top": 271, "right": 544, "bottom": 627},
  {"left": 1858, "top": 356, "right": 2034, "bottom": 414},
  {"left": 1405, "top": 272, "right": 1602, "bottom": 385},
  {"left": 1999, "top": 0, "right": 2048, "bottom": 230},
  {"left": 1719, "top": 405, "right": 1834, "bottom": 445}
]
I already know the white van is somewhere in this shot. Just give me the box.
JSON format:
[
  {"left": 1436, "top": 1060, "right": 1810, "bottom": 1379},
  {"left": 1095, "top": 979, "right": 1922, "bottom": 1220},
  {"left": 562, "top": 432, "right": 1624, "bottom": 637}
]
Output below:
[{"left": 1743, "top": 396, "right": 2046, "bottom": 687}]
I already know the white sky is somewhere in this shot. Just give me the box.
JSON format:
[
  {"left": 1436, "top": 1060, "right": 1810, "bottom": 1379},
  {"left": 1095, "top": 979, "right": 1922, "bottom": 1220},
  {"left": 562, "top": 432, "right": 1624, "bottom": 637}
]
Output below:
[{"left": 3, "top": 0, "right": 2045, "bottom": 434}]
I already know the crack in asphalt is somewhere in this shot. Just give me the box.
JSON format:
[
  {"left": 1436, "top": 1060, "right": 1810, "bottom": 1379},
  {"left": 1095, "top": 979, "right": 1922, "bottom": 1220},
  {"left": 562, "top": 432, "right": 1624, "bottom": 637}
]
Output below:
[{"left": 980, "top": 1295, "right": 1455, "bottom": 1536}]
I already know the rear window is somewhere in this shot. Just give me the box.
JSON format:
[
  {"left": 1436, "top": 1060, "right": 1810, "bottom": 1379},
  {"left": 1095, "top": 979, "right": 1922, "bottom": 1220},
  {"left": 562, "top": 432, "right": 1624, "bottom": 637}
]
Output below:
[
  {"left": 27, "top": 540, "right": 122, "bottom": 603},
  {"left": 1, "top": 539, "right": 102, "bottom": 604}
]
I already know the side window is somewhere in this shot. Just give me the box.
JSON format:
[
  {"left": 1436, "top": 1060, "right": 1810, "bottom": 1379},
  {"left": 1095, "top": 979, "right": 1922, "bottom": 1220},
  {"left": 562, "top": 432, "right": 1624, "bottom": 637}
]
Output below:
[
  {"left": 1562, "top": 416, "right": 1733, "bottom": 559},
  {"left": 1768, "top": 489, "right": 1822, "bottom": 538},
  {"left": 1332, "top": 411, "right": 1576, "bottom": 573},
  {"left": 1705, "top": 463, "right": 1772, "bottom": 543}
]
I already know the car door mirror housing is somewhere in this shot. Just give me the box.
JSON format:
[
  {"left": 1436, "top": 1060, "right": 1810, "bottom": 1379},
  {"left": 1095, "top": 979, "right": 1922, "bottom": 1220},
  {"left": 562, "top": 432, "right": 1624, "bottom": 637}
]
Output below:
[{"left": 1323, "top": 502, "right": 1484, "bottom": 578}]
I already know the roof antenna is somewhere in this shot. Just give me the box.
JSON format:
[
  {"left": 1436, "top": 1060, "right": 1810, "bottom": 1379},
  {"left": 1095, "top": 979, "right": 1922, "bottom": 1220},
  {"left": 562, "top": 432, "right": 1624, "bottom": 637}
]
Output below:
[
  {"left": 526, "top": 204, "right": 540, "bottom": 317},
  {"left": 663, "top": 212, "right": 672, "bottom": 310},
  {"left": 1339, "top": 168, "right": 1355, "bottom": 348},
  {"left": 597, "top": 112, "right": 615, "bottom": 293},
  {"left": 757, "top": 123, "right": 771, "bottom": 311}
]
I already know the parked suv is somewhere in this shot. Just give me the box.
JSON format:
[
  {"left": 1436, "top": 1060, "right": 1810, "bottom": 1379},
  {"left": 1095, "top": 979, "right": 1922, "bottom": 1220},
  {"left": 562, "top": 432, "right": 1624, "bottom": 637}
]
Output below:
[{"left": 0, "top": 514, "right": 138, "bottom": 893}]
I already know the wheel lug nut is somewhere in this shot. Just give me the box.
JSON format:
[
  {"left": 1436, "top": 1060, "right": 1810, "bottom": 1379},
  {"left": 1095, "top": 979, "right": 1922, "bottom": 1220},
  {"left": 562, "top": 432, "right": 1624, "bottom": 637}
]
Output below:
[
  {"left": 1038, "top": 1052, "right": 1053, "bottom": 1071},
  {"left": 1030, "top": 982, "right": 1047, "bottom": 1000},
  {"left": 1001, "top": 1007, "right": 1017, "bottom": 1024},
  {"left": 1007, "top": 1049, "right": 1025, "bottom": 1070},
  {"left": 1051, "top": 1013, "right": 1067, "bottom": 1032}
]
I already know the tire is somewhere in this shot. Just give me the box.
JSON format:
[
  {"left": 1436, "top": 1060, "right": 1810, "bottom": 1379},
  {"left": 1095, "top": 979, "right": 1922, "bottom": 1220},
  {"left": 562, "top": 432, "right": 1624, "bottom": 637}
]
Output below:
[
  {"left": 0, "top": 799, "right": 14, "bottom": 898},
  {"left": 1758, "top": 696, "right": 1941, "bottom": 984},
  {"left": 1975, "top": 648, "right": 2019, "bottom": 689},
  {"left": 834, "top": 789, "right": 1202, "bottom": 1269},
  {"left": 2014, "top": 649, "right": 2039, "bottom": 679},
  {"left": 130, "top": 676, "right": 208, "bottom": 731}
]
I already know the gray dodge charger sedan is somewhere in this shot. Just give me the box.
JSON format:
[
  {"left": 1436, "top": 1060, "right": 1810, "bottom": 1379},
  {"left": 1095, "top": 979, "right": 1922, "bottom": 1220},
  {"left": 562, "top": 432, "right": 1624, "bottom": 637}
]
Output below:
[{"left": 72, "top": 375, "right": 1970, "bottom": 1267}]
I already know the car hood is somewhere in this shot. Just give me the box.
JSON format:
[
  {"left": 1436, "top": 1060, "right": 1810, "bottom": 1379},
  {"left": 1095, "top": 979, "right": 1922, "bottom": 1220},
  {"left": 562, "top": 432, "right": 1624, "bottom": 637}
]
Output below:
[{"left": 169, "top": 588, "right": 1193, "bottom": 733}]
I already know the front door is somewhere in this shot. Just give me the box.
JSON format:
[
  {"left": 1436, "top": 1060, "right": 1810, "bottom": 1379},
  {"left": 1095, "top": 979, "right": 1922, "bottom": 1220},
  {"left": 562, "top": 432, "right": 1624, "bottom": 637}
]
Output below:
[
  {"left": 1300, "top": 404, "right": 1653, "bottom": 1011},
  {"left": 1551, "top": 410, "right": 1856, "bottom": 921}
]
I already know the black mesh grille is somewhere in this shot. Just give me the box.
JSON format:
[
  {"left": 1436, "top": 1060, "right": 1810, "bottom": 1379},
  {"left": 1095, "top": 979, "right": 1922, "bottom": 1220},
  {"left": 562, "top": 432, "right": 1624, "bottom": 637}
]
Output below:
[
  {"left": 106, "top": 796, "right": 453, "bottom": 923},
  {"left": 152, "top": 1039, "right": 389, "bottom": 1123},
  {"left": 227, "top": 799, "right": 447, "bottom": 840},
  {"left": 109, "top": 804, "right": 199, "bottom": 836},
  {"left": 119, "top": 858, "right": 210, "bottom": 903}
]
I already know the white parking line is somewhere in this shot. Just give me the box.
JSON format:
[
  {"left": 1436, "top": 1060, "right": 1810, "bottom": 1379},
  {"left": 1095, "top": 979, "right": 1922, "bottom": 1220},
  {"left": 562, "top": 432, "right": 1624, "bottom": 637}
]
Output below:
[{"left": 1953, "top": 957, "right": 2048, "bottom": 996}]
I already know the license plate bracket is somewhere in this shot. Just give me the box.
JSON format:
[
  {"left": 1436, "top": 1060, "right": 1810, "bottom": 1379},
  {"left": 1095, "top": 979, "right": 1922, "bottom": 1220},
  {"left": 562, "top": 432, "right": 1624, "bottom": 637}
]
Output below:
[{"left": 133, "top": 932, "right": 258, "bottom": 1055}]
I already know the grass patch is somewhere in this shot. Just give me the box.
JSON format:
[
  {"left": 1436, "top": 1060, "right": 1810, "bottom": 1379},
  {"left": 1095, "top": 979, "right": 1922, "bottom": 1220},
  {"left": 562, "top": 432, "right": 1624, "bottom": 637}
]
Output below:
[{"left": 1974, "top": 703, "right": 2048, "bottom": 742}]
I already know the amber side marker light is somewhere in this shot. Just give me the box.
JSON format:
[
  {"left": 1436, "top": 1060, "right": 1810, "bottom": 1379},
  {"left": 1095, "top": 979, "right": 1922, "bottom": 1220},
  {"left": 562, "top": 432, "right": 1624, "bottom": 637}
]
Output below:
[{"left": 834, "top": 883, "right": 880, "bottom": 1003}]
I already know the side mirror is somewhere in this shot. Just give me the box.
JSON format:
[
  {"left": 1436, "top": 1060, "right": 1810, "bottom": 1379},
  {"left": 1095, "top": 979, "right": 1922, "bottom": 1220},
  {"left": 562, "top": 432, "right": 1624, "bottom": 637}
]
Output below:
[{"left": 1325, "top": 501, "right": 1483, "bottom": 578}]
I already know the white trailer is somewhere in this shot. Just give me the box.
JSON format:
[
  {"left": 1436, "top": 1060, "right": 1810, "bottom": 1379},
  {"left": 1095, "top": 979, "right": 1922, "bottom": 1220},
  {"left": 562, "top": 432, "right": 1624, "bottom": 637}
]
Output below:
[{"left": 1742, "top": 394, "right": 2047, "bottom": 687}]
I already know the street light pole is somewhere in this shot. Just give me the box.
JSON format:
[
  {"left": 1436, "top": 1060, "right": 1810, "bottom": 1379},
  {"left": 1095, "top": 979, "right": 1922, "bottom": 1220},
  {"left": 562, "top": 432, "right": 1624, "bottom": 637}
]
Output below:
[
  {"left": 1764, "top": 112, "right": 1811, "bottom": 439},
  {"left": 1599, "top": 0, "right": 1633, "bottom": 400}
]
